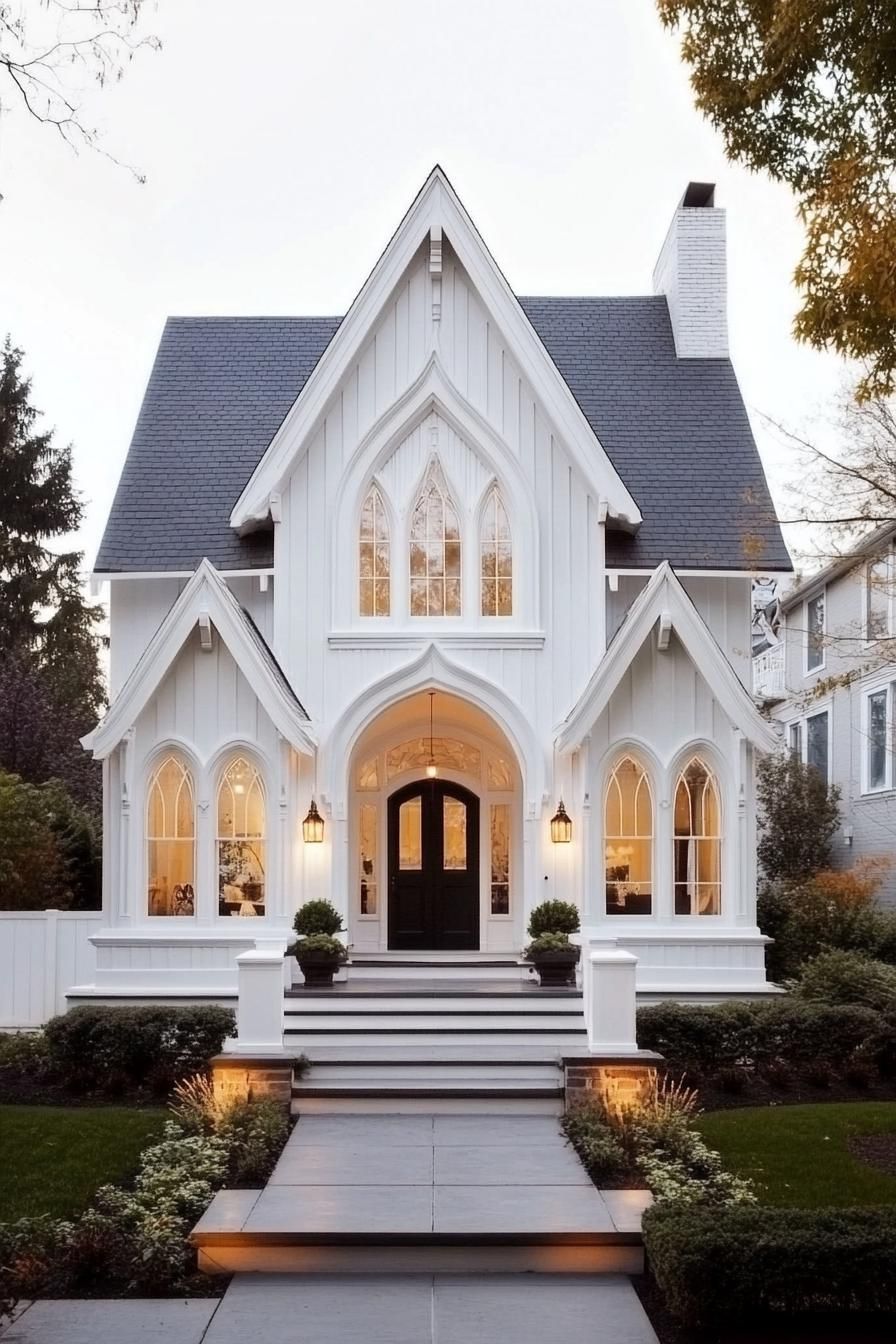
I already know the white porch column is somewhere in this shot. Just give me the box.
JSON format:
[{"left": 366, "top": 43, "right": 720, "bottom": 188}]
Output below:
[
  {"left": 584, "top": 944, "right": 639, "bottom": 1054},
  {"left": 232, "top": 937, "right": 288, "bottom": 1054}
]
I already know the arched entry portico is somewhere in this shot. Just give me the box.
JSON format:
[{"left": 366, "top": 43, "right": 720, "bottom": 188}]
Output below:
[{"left": 345, "top": 689, "right": 524, "bottom": 953}]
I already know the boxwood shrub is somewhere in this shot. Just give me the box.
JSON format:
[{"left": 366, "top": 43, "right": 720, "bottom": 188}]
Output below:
[
  {"left": 635, "top": 1000, "right": 882, "bottom": 1079},
  {"left": 43, "top": 1005, "right": 236, "bottom": 1094},
  {"left": 644, "top": 1204, "right": 896, "bottom": 1326}
]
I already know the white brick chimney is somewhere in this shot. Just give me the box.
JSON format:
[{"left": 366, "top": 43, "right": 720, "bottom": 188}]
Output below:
[{"left": 652, "top": 182, "right": 728, "bottom": 359}]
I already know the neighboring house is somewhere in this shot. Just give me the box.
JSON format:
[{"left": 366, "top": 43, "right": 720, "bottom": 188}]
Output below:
[
  {"left": 78, "top": 169, "right": 791, "bottom": 1006},
  {"left": 768, "top": 521, "right": 896, "bottom": 907}
]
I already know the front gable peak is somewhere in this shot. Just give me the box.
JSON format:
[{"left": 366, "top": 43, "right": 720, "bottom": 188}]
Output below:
[{"left": 230, "top": 167, "right": 641, "bottom": 532}]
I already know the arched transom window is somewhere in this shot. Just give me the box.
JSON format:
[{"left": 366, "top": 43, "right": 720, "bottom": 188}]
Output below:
[
  {"left": 604, "top": 756, "right": 653, "bottom": 915},
  {"left": 673, "top": 758, "right": 721, "bottom": 915},
  {"left": 217, "top": 757, "right": 266, "bottom": 917},
  {"left": 409, "top": 460, "right": 461, "bottom": 616},
  {"left": 480, "top": 487, "right": 512, "bottom": 616},
  {"left": 359, "top": 485, "right": 390, "bottom": 616},
  {"left": 146, "top": 755, "right": 195, "bottom": 917}
]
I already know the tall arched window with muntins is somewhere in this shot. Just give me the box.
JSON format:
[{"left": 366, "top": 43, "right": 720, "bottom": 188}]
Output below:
[
  {"left": 480, "top": 487, "right": 512, "bottom": 616},
  {"left": 673, "top": 758, "right": 721, "bottom": 915},
  {"left": 409, "top": 459, "right": 461, "bottom": 616},
  {"left": 217, "top": 757, "right": 266, "bottom": 917},
  {"left": 604, "top": 757, "right": 653, "bottom": 914},
  {"left": 146, "top": 755, "right": 195, "bottom": 916},
  {"left": 359, "top": 485, "right": 390, "bottom": 616}
]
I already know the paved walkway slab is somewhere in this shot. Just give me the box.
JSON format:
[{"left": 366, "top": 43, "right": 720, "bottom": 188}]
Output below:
[
  {"left": 201, "top": 1273, "right": 659, "bottom": 1343},
  {"left": 0, "top": 1300, "right": 219, "bottom": 1344}
]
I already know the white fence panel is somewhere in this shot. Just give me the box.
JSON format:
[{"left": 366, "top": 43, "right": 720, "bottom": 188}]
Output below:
[{"left": 0, "top": 911, "right": 102, "bottom": 1029}]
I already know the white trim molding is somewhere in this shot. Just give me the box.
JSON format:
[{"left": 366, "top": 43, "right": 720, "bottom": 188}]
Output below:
[
  {"left": 230, "top": 166, "right": 641, "bottom": 533},
  {"left": 83, "top": 559, "right": 316, "bottom": 760},
  {"left": 557, "top": 562, "right": 779, "bottom": 754}
]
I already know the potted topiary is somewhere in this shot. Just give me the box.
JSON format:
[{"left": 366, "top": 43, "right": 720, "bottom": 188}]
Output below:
[
  {"left": 294, "top": 932, "right": 347, "bottom": 987},
  {"left": 292, "top": 899, "right": 347, "bottom": 987},
  {"left": 525, "top": 899, "right": 580, "bottom": 986}
]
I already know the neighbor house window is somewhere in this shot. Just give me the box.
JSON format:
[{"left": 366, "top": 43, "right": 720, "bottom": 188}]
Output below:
[
  {"left": 604, "top": 757, "right": 653, "bottom": 915},
  {"left": 359, "top": 485, "right": 390, "bottom": 616},
  {"left": 864, "top": 684, "right": 895, "bottom": 792},
  {"left": 146, "top": 755, "right": 195, "bottom": 916},
  {"left": 805, "top": 591, "right": 825, "bottom": 672},
  {"left": 409, "top": 460, "right": 461, "bottom": 616},
  {"left": 787, "top": 707, "right": 831, "bottom": 786},
  {"left": 217, "top": 757, "right": 266, "bottom": 917},
  {"left": 865, "top": 554, "right": 891, "bottom": 641},
  {"left": 480, "top": 487, "right": 512, "bottom": 616},
  {"left": 673, "top": 758, "right": 721, "bottom": 916},
  {"left": 805, "top": 711, "right": 829, "bottom": 783}
]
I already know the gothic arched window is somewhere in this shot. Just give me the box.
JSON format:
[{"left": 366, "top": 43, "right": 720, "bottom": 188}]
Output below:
[
  {"left": 480, "top": 487, "right": 512, "bottom": 616},
  {"left": 604, "top": 756, "right": 653, "bottom": 915},
  {"left": 409, "top": 460, "right": 461, "bottom": 616},
  {"left": 217, "top": 757, "right": 266, "bottom": 917},
  {"left": 673, "top": 758, "right": 721, "bottom": 915},
  {"left": 359, "top": 485, "right": 390, "bottom": 616},
  {"left": 146, "top": 755, "right": 195, "bottom": 916}
]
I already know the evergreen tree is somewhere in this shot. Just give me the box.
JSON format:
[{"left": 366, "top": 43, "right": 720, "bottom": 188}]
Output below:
[{"left": 0, "top": 338, "right": 104, "bottom": 819}]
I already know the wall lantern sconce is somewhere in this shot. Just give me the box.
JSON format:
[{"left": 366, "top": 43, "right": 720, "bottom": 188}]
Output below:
[
  {"left": 550, "top": 799, "right": 572, "bottom": 844},
  {"left": 302, "top": 799, "right": 325, "bottom": 844}
]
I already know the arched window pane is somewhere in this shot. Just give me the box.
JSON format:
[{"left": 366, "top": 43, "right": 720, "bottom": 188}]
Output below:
[
  {"left": 481, "top": 487, "right": 512, "bottom": 616},
  {"left": 217, "top": 757, "right": 266, "bottom": 918},
  {"left": 360, "top": 485, "right": 390, "bottom": 616},
  {"left": 409, "top": 460, "right": 461, "bottom": 616},
  {"left": 605, "top": 757, "right": 652, "bottom": 915},
  {"left": 674, "top": 758, "right": 721, "bottom": 916},
  {"left": 147, "top": 756, "right": 195, "bottom": 917}
]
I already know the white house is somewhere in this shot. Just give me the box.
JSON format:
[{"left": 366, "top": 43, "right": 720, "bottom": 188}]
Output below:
[{"left": 78, "top": 169, "right": 791, "bottom": 1016}]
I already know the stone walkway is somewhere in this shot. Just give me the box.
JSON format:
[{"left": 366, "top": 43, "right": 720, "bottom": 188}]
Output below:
[{"left": 1, "top": 1113, "right": 658, "bottom": 1343}]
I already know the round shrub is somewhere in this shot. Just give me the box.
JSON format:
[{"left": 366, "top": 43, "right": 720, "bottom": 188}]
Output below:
[
  {"left": 293, "top": 899, "right": 344, "bottom": 937},
  {"left": 527, "top": 899, "right": 580, "bottom": 939},
  {"left": 791, "top": 948, "right": 896, "bottom": 1012}
]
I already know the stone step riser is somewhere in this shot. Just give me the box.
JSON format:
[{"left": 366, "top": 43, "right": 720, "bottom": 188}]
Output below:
[
  {"left": 285, "top": 999, "right": 580, "bottom": 1015},
  {"left": 289, "top": 1095, "right": 565, "bottom": 1115},
  {"left": 285, "top": 1031, "right": 588, "bottom": 1048},
  {"left": 284, "top": 1014, "right": 584, "bottom": 1031},
  {"left": 298, "top": 1065, "right": 561, "bottom": 1082},
  {"left": 196, "top": 1244, "right": 641, "bottom": 1275}
]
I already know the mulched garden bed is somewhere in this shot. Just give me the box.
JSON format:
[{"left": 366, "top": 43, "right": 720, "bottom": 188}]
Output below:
[
  {"left": 687, "top": 1075, "right": 896, "bottom": 1114},
  {"left": 849, "top": 1132, "right": 896, "bottom": 1177},
  {"left": 0, "top": 1069, "right": 169, "bottom": 1109}
]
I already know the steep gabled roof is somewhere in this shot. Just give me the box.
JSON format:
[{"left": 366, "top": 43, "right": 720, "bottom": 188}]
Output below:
[
  {"left": 94, "top": 300, "right": 790, "bottom": 574},
  {"left": 83, "top": 560, "right": 315, "bottom": 758},
  {"left": 557, "top": 562, "right": 779, "bottom": 753},
  {"left": 230, "top": 166, "right": 640, "bottom": 532}
]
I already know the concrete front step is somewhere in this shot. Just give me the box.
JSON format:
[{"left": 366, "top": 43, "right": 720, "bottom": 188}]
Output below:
[
  {"left": 346, "top": 955, "right": 533, "bottom": 984},
  {"left": 291, "top": 1093, "right": 565, "bottom": 1115},
  {"left": 285, "top": 1030, "right": 589, "bottom": 1049},
  {"left": 298, "top": 1063, "right": 561, "bottom": 1082}
]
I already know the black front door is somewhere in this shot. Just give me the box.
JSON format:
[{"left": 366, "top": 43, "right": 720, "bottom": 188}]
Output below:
[{"left": 387, "top": 780, "right": 480, "bottom": 950}]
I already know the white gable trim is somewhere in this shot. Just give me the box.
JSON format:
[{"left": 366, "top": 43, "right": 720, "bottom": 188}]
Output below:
[
  {"left": 230, "top": 166, "right": 640, "bottom": 531},
  {"left": 83, "top": 559, "right": 316, "bottom": 759},
  {"left": 556, "top": 562, "right": 778, "bottom": 753},
  {"left": 330, "top": 353, "right": 541, "bottom": 627}
]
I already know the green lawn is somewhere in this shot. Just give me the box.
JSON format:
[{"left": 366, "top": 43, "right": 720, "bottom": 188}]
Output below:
[
  {"left": 0, "top": 1105, "right": 167, "bottom": 1221},
  {"left": 696, "top": 1102, "right": 896, "bottom": 1207}
]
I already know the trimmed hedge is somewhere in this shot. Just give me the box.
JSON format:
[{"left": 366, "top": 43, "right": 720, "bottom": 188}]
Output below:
[
  {"left": 644, "top": 1203, "right": 896, "bottom": 1326},
  {"left": 43, "top": 1005, "right": 235, "bottom": 1094},
  {"left": 635, "top": 1000, "right": 883, "bottom": 1078}
]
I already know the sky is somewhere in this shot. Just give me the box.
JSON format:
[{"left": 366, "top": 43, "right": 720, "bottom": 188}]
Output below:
[{"left": 0, "top": 0, "right": 847, "bottom": 583}]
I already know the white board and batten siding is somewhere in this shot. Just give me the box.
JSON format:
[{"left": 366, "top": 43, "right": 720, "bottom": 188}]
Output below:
[{"left": 0, "top": 911, "right": 102, "bottom": 1028}]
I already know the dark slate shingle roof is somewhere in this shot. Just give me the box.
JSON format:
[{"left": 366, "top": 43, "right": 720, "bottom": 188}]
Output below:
[{"left": 95, "top": 300, "right": 790, "bottom": 574}]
